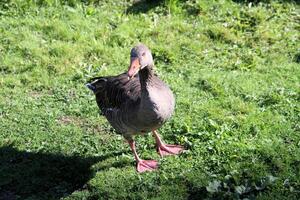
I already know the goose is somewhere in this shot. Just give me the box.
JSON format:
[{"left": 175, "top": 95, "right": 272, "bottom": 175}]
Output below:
[{"left": 86, "top": 44, "right": 183, "bottom": 172}]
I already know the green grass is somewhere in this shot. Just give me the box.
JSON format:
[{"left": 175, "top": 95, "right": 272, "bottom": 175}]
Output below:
[{"left": 0, "top": 0, "right": 299, "bottom": 199}]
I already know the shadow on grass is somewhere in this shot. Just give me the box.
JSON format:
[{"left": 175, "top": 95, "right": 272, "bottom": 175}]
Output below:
[
  {"left": 0, "top": 146, "right": 128, "bottom": 200},
  {"left": 232, "top": 0, "right": 299, "bottom": 4},
  {"left": 126, "top": 0, "right": 163, "bottom": 14},
  {"left": 126, "top": 0, "right": 299, "bottom": 16}
]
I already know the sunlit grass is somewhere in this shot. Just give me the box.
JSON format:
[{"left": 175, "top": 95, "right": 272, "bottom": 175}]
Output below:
[{"left": 0, "top": 0, "right": 299, "bottom": 199}]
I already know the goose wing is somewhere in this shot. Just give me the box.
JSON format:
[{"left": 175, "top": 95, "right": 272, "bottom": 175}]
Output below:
[{"left": 87, "top": 73, "right": 141, "bottom": 113}]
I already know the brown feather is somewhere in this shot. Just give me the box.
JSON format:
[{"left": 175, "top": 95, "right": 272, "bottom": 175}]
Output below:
[{"left": 87, "top": 73, "right": 141, "bottom": 114}]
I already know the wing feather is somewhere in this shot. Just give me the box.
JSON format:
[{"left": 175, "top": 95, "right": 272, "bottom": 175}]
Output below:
[{"left": 87, "top": 73, "right": 140, "bottom": 113}]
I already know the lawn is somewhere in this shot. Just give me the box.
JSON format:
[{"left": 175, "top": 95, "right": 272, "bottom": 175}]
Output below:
[{"left": 0, "top": 0, "right": 299, "bottom": 199}]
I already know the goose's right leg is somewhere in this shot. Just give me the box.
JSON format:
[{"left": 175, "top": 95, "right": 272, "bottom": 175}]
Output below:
[{"left": 152, "top": 130, "right": 184, "bottom": 157}]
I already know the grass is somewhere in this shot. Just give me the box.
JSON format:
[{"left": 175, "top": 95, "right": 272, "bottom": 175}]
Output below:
[{"left": 0, "top": 0, "right": 299, "bottom": 199}]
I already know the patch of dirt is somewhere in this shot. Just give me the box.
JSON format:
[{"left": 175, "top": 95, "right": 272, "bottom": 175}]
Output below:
[
  {"left": 56, "top": 116, "right": 108, "bottom": 134},
  {"left": 57, "top": 116, "right": 82, "bottom": 126},
  {"left": 28, "top": 91, "right": 43, "bottom": 99}
]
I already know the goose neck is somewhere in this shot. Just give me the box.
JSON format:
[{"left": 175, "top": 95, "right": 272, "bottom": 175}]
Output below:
[{"left": 139, "top": 65, "right": 154, "bottom": 89}]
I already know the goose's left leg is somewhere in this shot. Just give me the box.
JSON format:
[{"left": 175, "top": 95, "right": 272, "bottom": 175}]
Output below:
[
  {"left": 127, "top": 139, "right": 158, "bottom": 173},
  {"left": 152, "top": 130, "right": 184, "bottom": 157}
]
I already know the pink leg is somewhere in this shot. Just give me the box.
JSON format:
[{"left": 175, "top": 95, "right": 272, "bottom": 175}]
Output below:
[
  {"left": 128, "top": 140, "right": 158, "bottom": 173},
  {"left": 152, "top": 130, "right": 184, "bottom": 157}
]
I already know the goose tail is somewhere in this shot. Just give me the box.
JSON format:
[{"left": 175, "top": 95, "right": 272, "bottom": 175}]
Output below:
[
  {"left": 86, "top": 77, "right": 107, "bottom": 93},
  {"left": 86, "top": 83, "right": 96, "bottom": 92}
]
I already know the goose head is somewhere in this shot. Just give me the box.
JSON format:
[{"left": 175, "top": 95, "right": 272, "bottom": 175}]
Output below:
[{"left": 127, "top": 44, "right": 154, "bottom": 79}]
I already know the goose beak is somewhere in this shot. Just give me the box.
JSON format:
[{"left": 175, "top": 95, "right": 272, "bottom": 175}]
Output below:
[{"left": 127, "top": 57, "right": 140, "bottom": 79}]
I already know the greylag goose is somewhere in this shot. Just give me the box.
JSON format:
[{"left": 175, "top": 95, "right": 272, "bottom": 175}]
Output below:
[{"left": 86, "top": 44, "right": 183, "bottom": 172}]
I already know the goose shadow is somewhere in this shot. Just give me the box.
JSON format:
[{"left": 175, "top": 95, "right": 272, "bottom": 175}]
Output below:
[{"left": 0, "top": 145, "right": 128, "bottom": 200}]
